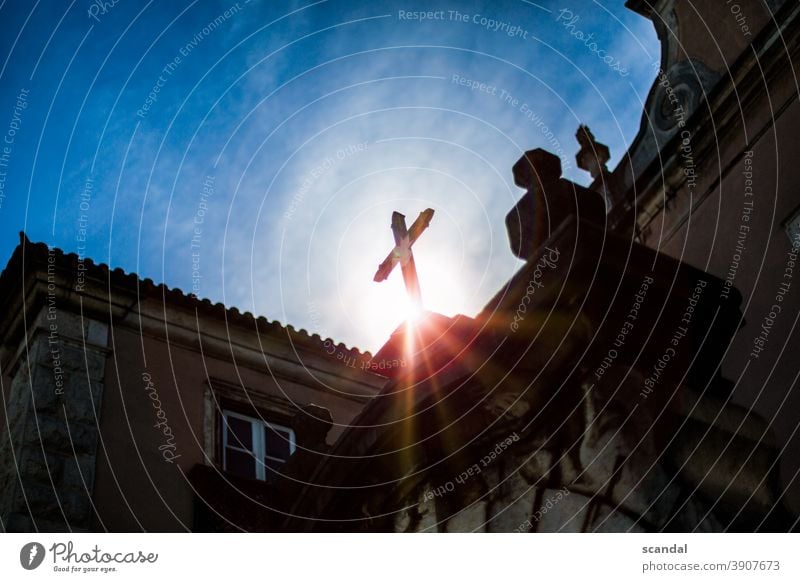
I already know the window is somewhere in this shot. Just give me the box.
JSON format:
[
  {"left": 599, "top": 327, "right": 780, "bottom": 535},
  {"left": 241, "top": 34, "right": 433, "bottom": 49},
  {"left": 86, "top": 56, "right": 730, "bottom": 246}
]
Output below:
[{"left": 221, "top": 410, "right": 296, "bottom": 481}]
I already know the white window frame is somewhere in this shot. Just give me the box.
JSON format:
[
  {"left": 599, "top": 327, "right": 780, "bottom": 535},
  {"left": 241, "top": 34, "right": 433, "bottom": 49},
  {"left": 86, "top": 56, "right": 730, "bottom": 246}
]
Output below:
[{"left": 221, "top": 410, "right": 296, "bottom": 481}]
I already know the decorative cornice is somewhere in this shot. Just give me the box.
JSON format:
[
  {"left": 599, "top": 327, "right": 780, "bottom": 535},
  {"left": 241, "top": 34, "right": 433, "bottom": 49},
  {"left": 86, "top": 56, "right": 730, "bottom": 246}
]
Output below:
[{"left": 611, "top": 0, "right": 800, "bottom": 236}]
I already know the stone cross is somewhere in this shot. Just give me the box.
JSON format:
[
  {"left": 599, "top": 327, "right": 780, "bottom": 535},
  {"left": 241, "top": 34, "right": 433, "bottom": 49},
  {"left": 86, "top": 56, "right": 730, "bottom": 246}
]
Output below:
[
  {"left": 373, "top": 208, "right": 435, "bottom": 309},
  {"left": 575, "top": 125, "right": 610, "bottom": 180}
]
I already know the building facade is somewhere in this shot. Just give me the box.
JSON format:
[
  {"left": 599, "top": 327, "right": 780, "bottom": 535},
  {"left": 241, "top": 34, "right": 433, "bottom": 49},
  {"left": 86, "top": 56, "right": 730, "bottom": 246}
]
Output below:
[
  {"left": 0, "top": 238, "right": 384, "bottom": 531},
  {"left": 1, "top": 0, "right": 799, "bottom": 532}
]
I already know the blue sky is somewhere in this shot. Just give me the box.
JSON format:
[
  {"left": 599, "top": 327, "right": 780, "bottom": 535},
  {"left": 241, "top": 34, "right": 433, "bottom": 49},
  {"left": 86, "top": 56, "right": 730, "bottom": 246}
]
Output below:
[{"left": 0, "top": 0, "right": 658, "bottom": 352}]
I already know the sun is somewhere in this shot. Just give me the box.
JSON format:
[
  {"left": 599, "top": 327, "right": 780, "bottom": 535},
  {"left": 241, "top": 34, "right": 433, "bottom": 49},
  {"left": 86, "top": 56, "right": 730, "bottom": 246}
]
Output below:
[
  {"left": 405, "top": 297, "right": 425, "bottom": 323},
  {"left": 334, "top": 204, "right": 476, "bottom": 353},
  {"left": 352, "top": 243, "right": 469, "bottom": 351}
]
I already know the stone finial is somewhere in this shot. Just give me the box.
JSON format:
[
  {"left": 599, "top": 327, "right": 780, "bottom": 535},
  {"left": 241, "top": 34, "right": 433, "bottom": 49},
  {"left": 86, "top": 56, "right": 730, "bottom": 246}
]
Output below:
[
  {"left": 575, "top": 125, "right": 610, "bottom": 180},
  {"left": 512, "top": 148, "right": 562, "bottom": 191},
  {"left": 507, "top": 146, "right": 607, "bottom": 260},
  {"left": 506, "top": 149, "right": 565, "bottom": 261}
]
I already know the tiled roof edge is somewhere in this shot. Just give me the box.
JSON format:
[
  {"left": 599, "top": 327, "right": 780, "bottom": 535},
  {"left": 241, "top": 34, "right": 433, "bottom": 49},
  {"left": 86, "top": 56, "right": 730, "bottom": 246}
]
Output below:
[{"left": 0, "top": 232, "right": 373, "bottom": 362}]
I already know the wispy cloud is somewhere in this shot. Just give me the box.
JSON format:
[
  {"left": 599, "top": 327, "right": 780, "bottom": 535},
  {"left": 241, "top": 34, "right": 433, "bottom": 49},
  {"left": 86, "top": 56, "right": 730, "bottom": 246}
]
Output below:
[{"left": 0, "top": 0, "right": 658, "bottom": 352}]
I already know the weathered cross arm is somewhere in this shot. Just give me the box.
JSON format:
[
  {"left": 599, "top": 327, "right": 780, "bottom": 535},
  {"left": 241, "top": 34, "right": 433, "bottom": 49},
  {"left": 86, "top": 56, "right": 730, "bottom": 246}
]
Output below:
[
  {"left": 392, "top": 212, "right": 424, "bottom": 305},
  {"left": 373, "top": 208, "right": 435, "bottom": 283}
]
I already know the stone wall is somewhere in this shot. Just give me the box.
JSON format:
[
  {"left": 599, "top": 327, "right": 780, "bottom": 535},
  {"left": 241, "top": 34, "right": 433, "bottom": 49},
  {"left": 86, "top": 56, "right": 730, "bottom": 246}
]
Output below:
[{"left": 0, "top": 308, "right": 108, "bottom": 532}]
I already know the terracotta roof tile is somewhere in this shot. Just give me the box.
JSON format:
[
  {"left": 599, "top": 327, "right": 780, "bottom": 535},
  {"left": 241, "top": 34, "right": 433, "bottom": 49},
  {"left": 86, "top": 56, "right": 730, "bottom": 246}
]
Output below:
[{"left": 0, "top": 232, "right": 372, "bottom": 363}]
